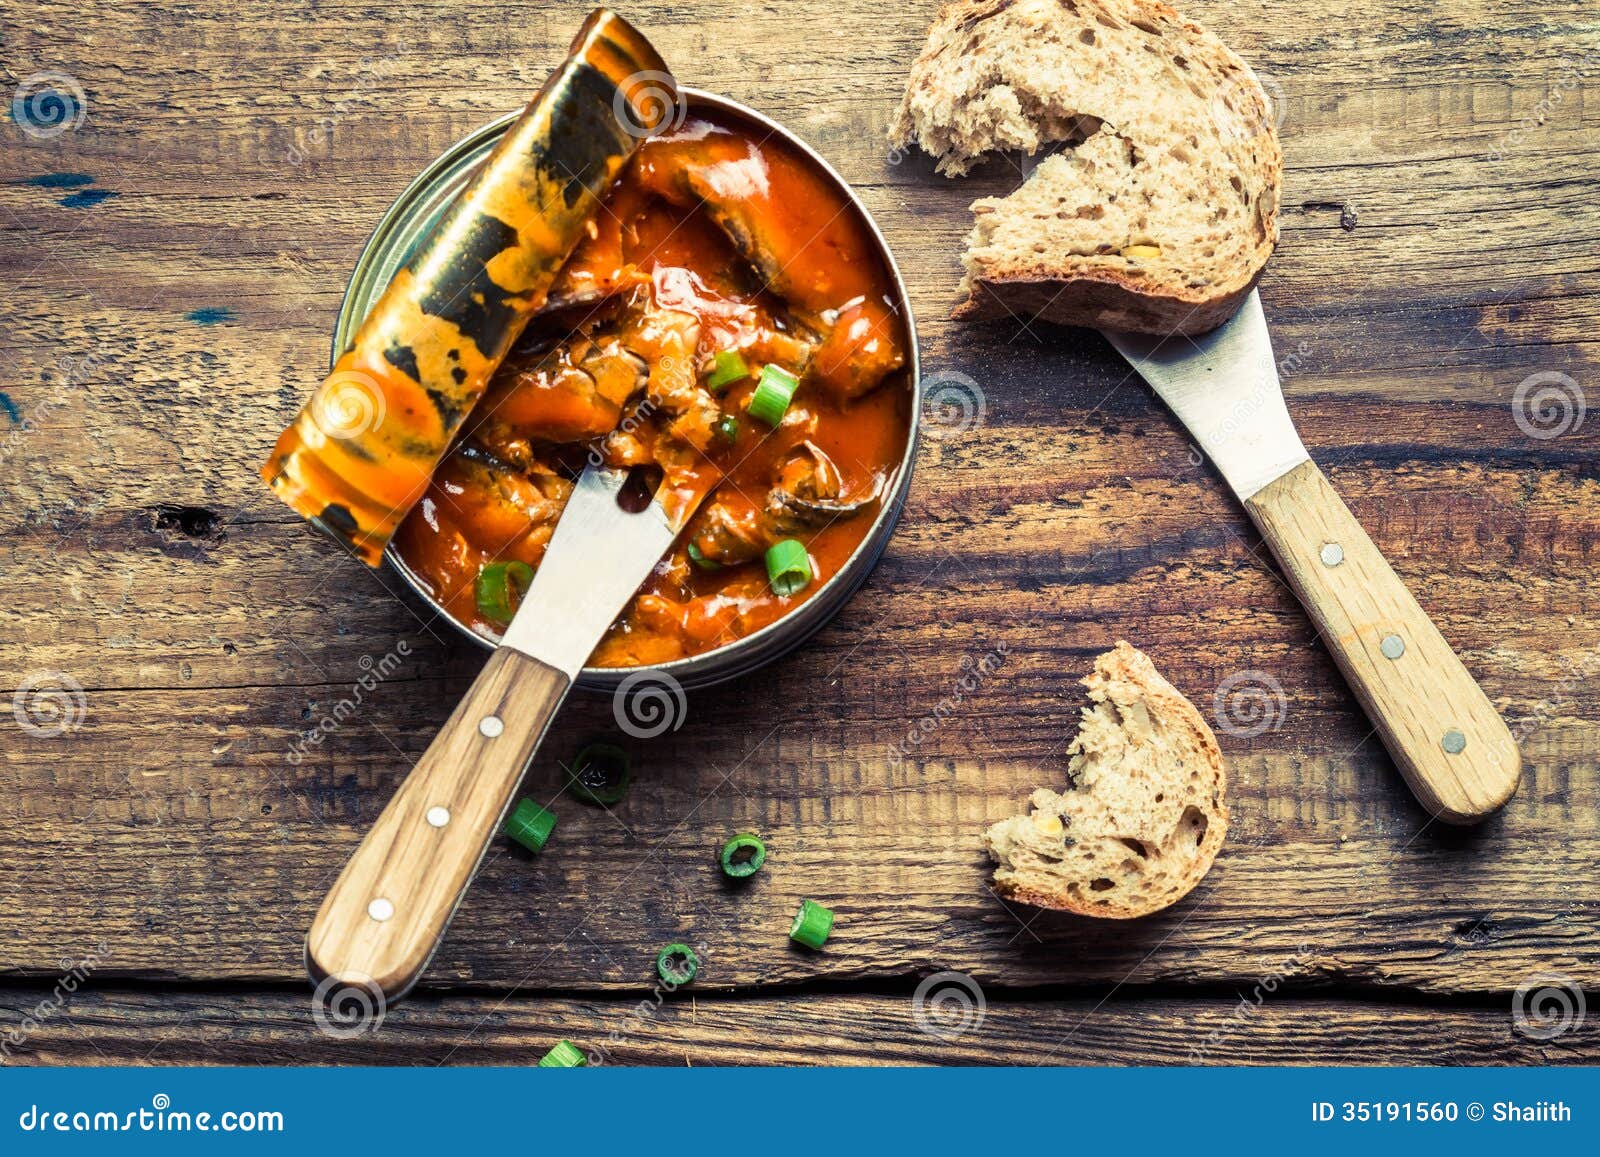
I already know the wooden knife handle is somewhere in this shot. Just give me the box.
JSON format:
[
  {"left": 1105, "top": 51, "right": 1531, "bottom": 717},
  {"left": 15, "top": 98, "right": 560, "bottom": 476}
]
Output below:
[
  {"left": 1244, "top": 460, "right": 1521, "bottom": 824},
  {"left": 307, "top": 648, "right": 570, "bottom": 1002}
]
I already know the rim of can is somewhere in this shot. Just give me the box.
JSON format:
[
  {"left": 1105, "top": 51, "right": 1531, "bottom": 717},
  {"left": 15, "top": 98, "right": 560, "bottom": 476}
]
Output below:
[{"left": 331, "top": 87, "right": 922, "bottom": 691}]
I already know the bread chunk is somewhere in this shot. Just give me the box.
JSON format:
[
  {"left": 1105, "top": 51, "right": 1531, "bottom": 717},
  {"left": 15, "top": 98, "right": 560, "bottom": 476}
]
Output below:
[
  {"left": 983, "top": 641, "right": 1228, "bottom": 917},
  {"left": 892, "top": 0, "right": 1282, "bottom": 334}
]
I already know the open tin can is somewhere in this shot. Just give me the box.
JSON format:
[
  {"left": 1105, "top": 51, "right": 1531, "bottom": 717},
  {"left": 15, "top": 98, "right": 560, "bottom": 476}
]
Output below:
[{"left": 332, "top": 89, "right": 921, "bottom": 692}]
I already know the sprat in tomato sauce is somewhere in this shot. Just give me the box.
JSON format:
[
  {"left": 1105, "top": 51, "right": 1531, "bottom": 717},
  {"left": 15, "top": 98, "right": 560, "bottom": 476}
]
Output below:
[{"left": 392, "top": 112, "right": 912, "bottom": 667}]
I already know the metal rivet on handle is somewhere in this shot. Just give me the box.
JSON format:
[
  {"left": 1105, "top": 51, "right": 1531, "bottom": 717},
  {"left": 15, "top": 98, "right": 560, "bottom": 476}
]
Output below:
[
  {"left": 479, "top": 715, "right": 504, "bottom": 738},
  {"left": 426, "top": 806, "right": 450, "bottom": 828},
  {"left": 1441, "top": 729, "right": 1467, "bottom": 755},
  {"left": 367, "top": 898, "right": 395, "bottom": 922},
  {"left": 1380, "top": 634, "right": 1406, "bottom": 660},
  {"left": 1319, "top": 542, "right": 1345, "bottom": 567}
]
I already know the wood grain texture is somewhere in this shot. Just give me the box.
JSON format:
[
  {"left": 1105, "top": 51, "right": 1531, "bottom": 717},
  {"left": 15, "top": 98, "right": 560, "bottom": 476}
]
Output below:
[
  {"left": 1245, "top": 460, "right": 1522, "bottom": 823},
  {"left": 308, "top": 648, "right": 569, "bottom": 1001},
  {"left": 3, "top": 985, "right": 1593, "bottom": 1067},
  {"left": 1, "top": 0, "right": 1598, "bottom": 1060}
]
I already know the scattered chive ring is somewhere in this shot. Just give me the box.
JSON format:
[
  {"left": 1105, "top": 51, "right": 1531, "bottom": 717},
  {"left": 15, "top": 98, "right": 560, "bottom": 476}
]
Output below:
[
  {"left": 565, "top": 741, "right": 632, "bottom": 805},
  {"left": 705, "top": 349, "right": 750, "bottom": 392},
  {"left": 537, "top": 1040, "right": 587, "bottom": 1068},
  {"left": 503, "top": 798, "right": 556, "bottom": 853},
  {"left": 475, "top": 559, "right": 535, "bottom": 623},
  {"left": 719, "top": 832, "right": 767, "bottom": 879},
  {"left": 764, "top": 539, "right": 813, "bottom": 597},
  {"left": 747, "top": 363, "right": 800, "bottom": 426},
  {"left": 687, "top": 541, "right": 722, "bottom": 572},
  {"left": 789, "top": 899, "right": 834, "bottom": 949},
  {"left": 656, "top": 942, "right": 699, "bottom": 987}
]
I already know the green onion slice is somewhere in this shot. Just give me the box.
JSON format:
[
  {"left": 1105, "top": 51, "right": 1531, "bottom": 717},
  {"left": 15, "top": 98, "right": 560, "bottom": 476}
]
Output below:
[
  {"left": 475, "top": 560, "right": 535, "bottom": 624},
  {"left": 719, "top": 833, "right": 767, "bottom": 879},
  {"left": 705, "top": 350, "right": 750, "bottom": 392},
  {"left": 714, "top": 414, "right": 740, "bottom": 442},
  {"left": 686, "top": 541, "right": 722, "bottom": 572},
  {"left": 764, "top": 538, "right": 813, "bottom": 597},
  {"left": 747, "top": 364, "right": 800, "bottom": 426},
  {"left": 565, "top": 742, "right": 631, "bottom": 805},
  {"left": 503, "top": 798, "right": 556, "bottom": 853},
  {"left": 656, "top": 942, "right": 699, "bottom": 987},
  {"left": 789, "top": 899, "right": 834, "bottom": 949},
  {"left": 538, "top": 1040, "right": 587, "bottom": 1068}
]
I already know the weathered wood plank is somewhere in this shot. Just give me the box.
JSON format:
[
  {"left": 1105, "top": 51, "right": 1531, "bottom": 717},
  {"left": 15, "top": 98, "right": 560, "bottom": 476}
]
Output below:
[
  {"left": 2, "top": 985, "right": 1592, "bottom": 1066},
  {"left": 1, "top": 0, "right": 1597, "bottom": 1014},
  {"left": 0, "top": 691, "right": 1595, "bottom": 990}
]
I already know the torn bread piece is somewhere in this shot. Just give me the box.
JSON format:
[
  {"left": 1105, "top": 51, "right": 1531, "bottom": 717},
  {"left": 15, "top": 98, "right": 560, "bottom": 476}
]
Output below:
[
  {"left": 891, "top": 0, "right": 1282, "bottom": 334},
  {"left": 983, "top": 641, "right": 1228, "bottom": 917}
]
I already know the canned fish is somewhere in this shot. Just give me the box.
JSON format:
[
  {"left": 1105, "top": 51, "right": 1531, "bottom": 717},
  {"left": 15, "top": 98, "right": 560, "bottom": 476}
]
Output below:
[{"left": 334, "top": 90, "right": 922, "bottom": 692}]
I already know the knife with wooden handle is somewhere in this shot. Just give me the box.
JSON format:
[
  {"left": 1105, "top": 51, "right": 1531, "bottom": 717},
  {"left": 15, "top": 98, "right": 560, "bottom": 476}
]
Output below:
[
  {"left": 306, "top": 466, "right": 689, "bottom": 1004},
  {"left": 1106, "top": 291, "right": 1521, "bottom": 823}
]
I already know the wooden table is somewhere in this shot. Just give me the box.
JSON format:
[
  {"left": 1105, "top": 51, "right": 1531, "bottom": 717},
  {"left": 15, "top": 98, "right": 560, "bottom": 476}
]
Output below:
[{"left": 2, "top": 0, "right": 1596, "bottom": 1065}]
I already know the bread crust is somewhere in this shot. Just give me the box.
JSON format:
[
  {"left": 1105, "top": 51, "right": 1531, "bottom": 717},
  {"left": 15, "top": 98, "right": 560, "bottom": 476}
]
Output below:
[
  {"left": 983, "top": 642, "right": 1229, "bottom": 917},
  {"left": 954, "top": 261, "right": 1266, "bottom": 336}
]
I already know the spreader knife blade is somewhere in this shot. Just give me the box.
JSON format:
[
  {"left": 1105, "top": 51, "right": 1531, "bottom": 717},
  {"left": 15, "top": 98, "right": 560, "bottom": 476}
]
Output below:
[{"left": 1106, "top": 291, "right": 1521, "bottom": 823}]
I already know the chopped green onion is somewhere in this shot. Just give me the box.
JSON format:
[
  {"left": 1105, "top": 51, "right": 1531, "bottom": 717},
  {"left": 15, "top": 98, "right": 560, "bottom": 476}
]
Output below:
[
  {"left": 719, "top": 833, "right": 767, "bottom": 879},
  {"left": 747, "top": 364, "right": 800, "bottom": 426},
  {"left": 656, "top": 942, "right": 699, "bottom": 987},
  {"left": 503, "top": 798, "right": 556, "bottom": 853},
  {"left": 789, "top": 899, "right": 834, "bottom": 949},
  {"left": 714, "top": 414, "right": 740, "bottom": 442},
  {"left": 565, "top": 742, "right": 631, "bottom": 805},
  {"left": 538, "top": 1040, "right": 587, "bottom": 1068},
  {"left": 475, "top": 560, "right": 535, "bottom": 624},
  {"left": 705, "top": 350, "right": 750, "bottom": 392},
  {"left": 686, "top": 541, "right": 722, "bottom": 572},
  {"left": 764, "top": 539, "right": 813, "bottom": 597}
]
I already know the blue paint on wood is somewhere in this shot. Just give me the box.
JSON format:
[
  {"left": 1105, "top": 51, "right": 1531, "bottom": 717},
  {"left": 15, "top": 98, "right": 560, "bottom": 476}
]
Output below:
[
  {"left": 186, "top": 307, "right": 236, "bottom": 326},
  {"left": 0, "top": 392, "right": 21, "bottom": 426},
  {"left": 59, "top": 188, "right": 117, "bottom": 209},
  {"left": 23, "top": 173, "right": 94, "bottom": 188}
]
